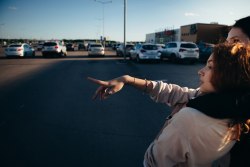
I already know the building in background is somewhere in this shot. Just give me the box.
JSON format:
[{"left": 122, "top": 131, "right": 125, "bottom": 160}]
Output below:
[
  {"left": 180, "top": 23, "right": 229, "bottom": 44},
  {"left": 146, "top": 29, "right": 180, "bottom": 44},
  {"left": 145, "top": 33, "right": 156, "bottom": 43},
  {"left": 146, "top": 23, "right": 230, "bottom": 45}
]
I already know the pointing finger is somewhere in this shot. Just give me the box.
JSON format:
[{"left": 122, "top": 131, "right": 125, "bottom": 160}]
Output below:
[{"left": 87, "top": 77, "right": 109, "bottom": 86}]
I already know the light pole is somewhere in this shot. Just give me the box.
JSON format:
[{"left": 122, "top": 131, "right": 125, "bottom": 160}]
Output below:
[
  {"left": 94, "top": 0, "right": 112, "bottom": 47},
  {"left": 123, "top": 0, "right": 127, "bottom": 61},
  {"left": 0, "top": 23, "right": 5, "bottom": 46}
]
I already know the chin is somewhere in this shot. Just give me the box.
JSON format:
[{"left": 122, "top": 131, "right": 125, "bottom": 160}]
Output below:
[{"left": 199, "top": 87, "right": 208, "bottom": 94}]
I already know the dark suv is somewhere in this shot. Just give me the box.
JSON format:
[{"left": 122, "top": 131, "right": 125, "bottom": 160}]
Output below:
[
  {"left": 197, "top": 42, "right": 214, "bottom": 63},
  {"left": 66, "top": 43, "right": 74, "bottom": 51}
]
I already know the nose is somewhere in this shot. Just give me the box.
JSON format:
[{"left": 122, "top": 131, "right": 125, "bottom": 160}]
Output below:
[{"left": 198, "top": 68, "right": 204, "bottom": 76}]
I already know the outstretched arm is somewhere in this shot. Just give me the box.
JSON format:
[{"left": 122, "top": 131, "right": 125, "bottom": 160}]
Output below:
[{"left": 87, "top": 75, "right": 153, "bottom": 100}]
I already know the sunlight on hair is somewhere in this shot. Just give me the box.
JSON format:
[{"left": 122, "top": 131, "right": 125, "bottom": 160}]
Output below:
[
  {"left": 231, "top": 43, "right": 244, "bottom": 55},
  {"left": 217, "top": 126, "right": 237, "bottom": 151}
]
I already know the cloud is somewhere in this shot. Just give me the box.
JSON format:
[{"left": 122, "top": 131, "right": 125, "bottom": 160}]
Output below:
[
  {"left": 8, "top": 6, "right": 18, "bottom": 10},
  {"left": 229, "top": 12, "right": 234, "bottom": 15},
  {"left": 184, "top": 12, "right": 199, "bottom": 17}
]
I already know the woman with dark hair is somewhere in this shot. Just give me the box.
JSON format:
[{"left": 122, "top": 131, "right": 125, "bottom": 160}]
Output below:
[
  {"left": 88, "top": 42, "right": 250, "bottom": 166},
  {"left": 225, "top": 15, "right": 250, "bottom": 167},
  {"left": 227, "top": 16, "right": 250, "bottom": 44}
]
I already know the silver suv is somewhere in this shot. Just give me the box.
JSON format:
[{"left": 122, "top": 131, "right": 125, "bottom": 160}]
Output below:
[
  {"left": 161, "top": 41, "right": 199, "bottom": 63},
  {"left": 42, "top": 41, "right": 67, "bottom": 57}
]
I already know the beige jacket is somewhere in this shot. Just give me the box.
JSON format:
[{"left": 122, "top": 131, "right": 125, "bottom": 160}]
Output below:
[{"left": 144, "top": 81, "right": 236, "bottom": 167}]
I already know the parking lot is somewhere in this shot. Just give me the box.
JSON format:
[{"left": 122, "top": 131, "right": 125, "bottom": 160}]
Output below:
[{"left": 0, "top": 41, "right": 207, "bottom": 167}]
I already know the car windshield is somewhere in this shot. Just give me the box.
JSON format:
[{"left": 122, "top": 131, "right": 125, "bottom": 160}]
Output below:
[
  {"left": 142, "top": 45, "right": 157, "bottom": 50},
  {"left": 181, "top": 43, "right": 197, "bottom": 48},
  {"left": 44, "top": 42, "right": 57, "bottom": 46},
  {"left": 9, "top": 45, "right": 22, "bottom": 47},
  {"left": 126, "top": 45, "right": 134, "bottom": 49}
]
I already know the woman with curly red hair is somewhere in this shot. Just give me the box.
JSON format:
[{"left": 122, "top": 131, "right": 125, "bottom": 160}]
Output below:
[{"left": 88, "top": 16, "right": 250, "bottom": 167}]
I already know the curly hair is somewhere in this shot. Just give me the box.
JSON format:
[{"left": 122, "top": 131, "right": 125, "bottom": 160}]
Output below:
[{"left": 210, "top": 42, "right": 250, "bottom": 92}]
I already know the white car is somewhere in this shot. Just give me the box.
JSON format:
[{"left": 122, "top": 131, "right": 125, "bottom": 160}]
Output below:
[
  {"left": 116, "top": 43, "right": 134, "bottom": 57},
  {"left": 42, "top": 41, "right": 67, "bottom": 57},
  {"left": 156, "top": 43, "right": 165, "bottom": 52},
  {"left": 161, "top": 41, "right": 199, "bottom": 63},
  {"left": 88, "top": 43, "right": 105, "bottom": 56},
  {"left": 5, "top": 43, "right": 35, "bottom": 57},
  {"left": 129, "top": 43, "right": 161, "bottom": 62}
]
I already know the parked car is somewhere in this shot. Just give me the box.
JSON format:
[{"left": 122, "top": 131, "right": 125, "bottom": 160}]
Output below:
[
  {"left": 156, "top": 43, "right": 165, "bottom": 51},
  {"left": 115, "top": 43, "right": 121, "bottom": 50},
  {"left": 84, "top": 43, "right": 89, "bottom": 50},
  {"left": 116, "top": 43, "right": 134, "bottom": 57},
  {"left": 112, "top": 43, "right": 118, "bottom": 50},
  {"left": 73, "top": 43, "right": 79, "bottom": 51},
  {"left": 88, "top": 43, "right": 105, "bottom": 56},
  {"left": 112, "top": 43, "right": 121, "bottom": 50},
  {"left": 37, "top": 42, "right": 44, "bottom": 51},
  {"left": 129, "top": 43, "right": 161, "bottom": 62},
  {"left": 66, "top": 43, "right": 74, "bottom": 51},
  {"left": 161, "top": 41, "right": 199, "bottom": 63},
  {"left": 199, "top": 45, "right": 214, "bottom": 63},
  {"left": 5, "top": 43, "right": 35, "bottom": 57},
  {"left": 78, "top": 43, "right": 85, "bottom": 50},
  {"left": 197, "top": 42, "right": 214, "bottom": 63},
  {"left": 42, "top": 41, "right": 67, "bottom": 57}
]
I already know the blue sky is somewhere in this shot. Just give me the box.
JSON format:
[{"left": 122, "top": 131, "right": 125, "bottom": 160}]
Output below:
[{"left": 0, "top": 0, "right": 249, "bottom": 42}]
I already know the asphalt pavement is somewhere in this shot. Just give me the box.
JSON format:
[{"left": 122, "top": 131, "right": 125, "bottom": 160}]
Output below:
[{"left": 0, "top": 51, "right": 202, "bottom": 167}]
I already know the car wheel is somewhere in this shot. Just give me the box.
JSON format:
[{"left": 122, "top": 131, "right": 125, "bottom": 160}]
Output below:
[{"left": 32, "top": 52, "right": 35, "bottom": 57}]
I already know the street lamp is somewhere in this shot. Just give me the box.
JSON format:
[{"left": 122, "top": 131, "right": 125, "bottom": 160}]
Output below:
[
  {"left": 0, "top": 23, "right": 5, "bottom": 46},
  {"left": 94, "top": 0, "right": 112, "bottom": 47},
  {"left": 123, "top": 0, "right": 127, "bottom": 61}
]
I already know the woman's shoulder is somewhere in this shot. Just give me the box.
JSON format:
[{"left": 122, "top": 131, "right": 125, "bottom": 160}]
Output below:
[
  {"left": 173, "top": 107, "right": 221, "bottom": 122},
  {"left": 171, "top": 107, "right": 230, "bottom": 134},
  {"left": 169, "top": 107, "right": 235, "bottom": 162}
]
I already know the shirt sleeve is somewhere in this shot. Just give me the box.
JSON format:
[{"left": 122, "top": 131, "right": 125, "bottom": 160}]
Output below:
[{"left": 148, "top": 81, "right": 200, "bottom": 106}]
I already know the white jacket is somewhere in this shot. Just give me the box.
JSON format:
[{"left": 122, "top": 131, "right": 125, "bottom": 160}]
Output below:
[{"left": 144, "top": 81, "right": 236, "bottom": 167}]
